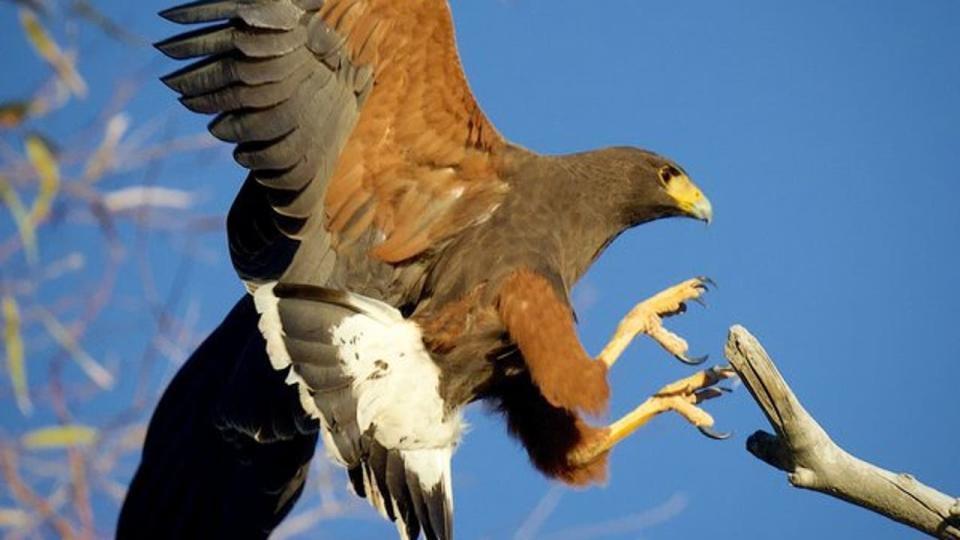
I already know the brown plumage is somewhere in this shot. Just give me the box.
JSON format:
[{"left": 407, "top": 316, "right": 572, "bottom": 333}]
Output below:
[
  {"left": 497, "top": 268, "right": 609, "bottom": 416},
  {"left": 122, "top": 1, "right": 715, "bottom": 539},
  {"left": 319, "top": 0, "right": 508, "bottom": 263}
]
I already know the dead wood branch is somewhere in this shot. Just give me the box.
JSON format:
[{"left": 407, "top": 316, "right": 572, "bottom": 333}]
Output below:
[{"left": 724, "top": 325, "right": 960, "bottom": 540}]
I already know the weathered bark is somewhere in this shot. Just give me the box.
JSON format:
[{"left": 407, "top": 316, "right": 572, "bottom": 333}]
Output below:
[{"left": 724, "top": 325, "right": 960, "bottom": 540}]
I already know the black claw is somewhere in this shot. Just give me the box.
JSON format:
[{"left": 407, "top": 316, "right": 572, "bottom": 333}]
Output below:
[
  {"left": 699, "top": 276, "right": 717, "bottom": 289},
  {"left": 692, "top": 296, "right": 708, "bottom": 308},
  {"left": 676, "top": 353, "right": 708, "bottom": 366},
  {"left": 707, "top": 365, "right": 735, "bottom": 378},
  {"left": 694, "top": 388, "right": 725, "bottom": 400},
  {"left": 698, "top": 426, "right": 733, "bottom": 440}
]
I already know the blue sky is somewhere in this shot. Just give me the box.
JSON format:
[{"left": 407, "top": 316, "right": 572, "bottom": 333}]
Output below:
[{"left": 2, "top": 1, "right": 959, "bottom": 539}]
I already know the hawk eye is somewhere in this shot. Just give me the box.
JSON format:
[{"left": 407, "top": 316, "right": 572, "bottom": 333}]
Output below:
[{"left": 659, "top": 165, "right": 681, "bottom": 185}]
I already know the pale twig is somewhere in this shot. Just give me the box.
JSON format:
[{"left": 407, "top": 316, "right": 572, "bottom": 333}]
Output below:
[
  {"left": 725, "top": 325, "right": 960, "bottom": 540},
  {"left": 514, "top": 485, "right": 564, "bottom": 540},
  {"left": 539, "top": 493, "right": 688, "bottom": 540},
  {"left": 68, "top": 0, "right": 147, "bottom": 47},
  {"left": 66, "top": 449, "right": 93, "bottom": 540},
  {"left": 0, "top": 447, "right": 77, "bottom": 540}
]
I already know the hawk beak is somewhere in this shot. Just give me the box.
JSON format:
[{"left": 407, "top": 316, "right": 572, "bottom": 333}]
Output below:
[
  {"left": 689, "top": 196, "right": 713, "bottom": 224},
  {"left": 666, "top": 174, "right": 713, "bottom": 224}
]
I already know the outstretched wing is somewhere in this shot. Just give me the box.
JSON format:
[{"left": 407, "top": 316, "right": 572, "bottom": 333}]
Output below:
[
  {"left": 156, "top": 2, "right": 493, "bottom": 537},
  {"left": 156, "top": 0, "right": 509, "bottom": 286}
]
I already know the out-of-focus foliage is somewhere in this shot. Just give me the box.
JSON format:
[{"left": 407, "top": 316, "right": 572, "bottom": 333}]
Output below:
[
  {"left": 21, "top": 426, "right": 97, "bottom": 450},
  {"left": 19, "top": 9, "right": 88, "bottom": 98},
  {"left": 2, "top": 296, "right": 29, "bottom": 415},
  {"left": 0, "top": 3, "right": 357, "bottom": 538},
  {"left": 0, "top": 3, "right": 218, "bottom": 538}
]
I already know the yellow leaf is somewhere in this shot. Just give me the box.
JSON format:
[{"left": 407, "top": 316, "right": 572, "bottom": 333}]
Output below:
[
  {"left": 37, "top": 309, "right": 113, "bottom": 389},
  {"left": 2, "top": 296, "right": 31, "bottom": 416},
  {"left": 19, "top": 9, "right": 87, "bottom": 98},
  {"left": 25, "top": 135, "right": 60, "bottom": 223},
  {"left": 21, "top": 425, "right": 97, "bottom": 449},
  {"left": 0, "top": 508, "right": 29, "bottom": 528},
  {"left": 0, "top": 101, "right": 30, "bottom": 128},
  {"left": 0, "top": 176, "right": 37, "bottom": 263}
]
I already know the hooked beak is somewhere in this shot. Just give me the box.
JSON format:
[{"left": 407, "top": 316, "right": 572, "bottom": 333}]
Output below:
[
  {"left": 688, "top": 196, "right": 713, "bottom": 224},
  {"left": 665, "top": 174, "right": 713, "bottom": 224}
]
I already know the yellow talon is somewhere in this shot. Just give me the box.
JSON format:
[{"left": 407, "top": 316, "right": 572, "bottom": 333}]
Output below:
[
  {"left": 569, "top": 367, "right": 735, "bottom": 466},
  {"left": 596, "top": 277, "right": 713, "bottom": 368}
]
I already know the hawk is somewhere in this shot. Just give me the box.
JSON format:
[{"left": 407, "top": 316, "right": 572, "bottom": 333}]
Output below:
[{"left": 119, "top": 1, "right": 732, "bottom": 538}]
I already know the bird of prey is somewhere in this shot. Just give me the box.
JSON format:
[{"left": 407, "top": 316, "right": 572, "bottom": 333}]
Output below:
[{"left": 119, "top": 1, "right": 732, "bottom": 538}]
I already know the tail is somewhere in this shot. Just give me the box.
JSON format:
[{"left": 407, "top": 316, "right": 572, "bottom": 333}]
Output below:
[{"left": 117, "top": 296, "right": 319, "bottom": 539}]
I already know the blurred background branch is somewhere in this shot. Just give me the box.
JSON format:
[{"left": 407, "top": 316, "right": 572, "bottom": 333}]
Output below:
[{"left": 0, "top": 3, "right": 353, "bottom": 538}]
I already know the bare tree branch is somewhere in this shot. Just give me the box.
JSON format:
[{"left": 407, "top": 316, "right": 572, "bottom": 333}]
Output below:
[{"left": 724, "top": 325, "right": 960, "bottom": 540}]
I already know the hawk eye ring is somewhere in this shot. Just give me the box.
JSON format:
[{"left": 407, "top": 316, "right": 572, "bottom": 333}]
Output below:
[{"left": 659, "top": 165, "right": 680, "bottom": 185}]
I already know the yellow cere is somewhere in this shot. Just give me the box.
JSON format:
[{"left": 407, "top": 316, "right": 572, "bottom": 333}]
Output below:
[{"left": 660, "top": 166, "right": 713, "bottom": 222}]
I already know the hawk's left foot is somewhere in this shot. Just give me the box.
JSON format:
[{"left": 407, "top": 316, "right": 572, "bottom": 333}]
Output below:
[
  {"left": 596, "top": 277, "right": 713, "bottom": 368},
  {"left": 568, "top": 366, "right": 735, "bottom": 467}
]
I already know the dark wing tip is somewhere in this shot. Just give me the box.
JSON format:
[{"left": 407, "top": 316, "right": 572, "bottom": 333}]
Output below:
[
  {"left": 154, "top": 24, "right": 234, "bottom": 60},
  {"left": 424, "top": 484, "right": 452, "bottom": 540},
  {"left": 158, "top": 6, "right": 183, "bottom": 23},
  {"left": 348, "top": 466, "right": 366, "bottom": 498},
  {"left": 158, "top": 54, "right": 225, "bottom": 95},
  {"left": 160, "top": 0, "right": 236, "bottom": 24},
  {"left": 154, "top": 35, "right": 198, "bottom": 60},
  {"left": 158, "top": 3, "right": 198, "bottom": 24},
  {"left": 386, "top": 450, "right": 421, "bottom": 540},
  {"left": 404, "top": 460, "right": 453, "bottom": 540},
  {"left": 158, "top": 64, "right": 196, "bottom": 94},
  {"left": 352, "top": 441, "right": 455, "bottom": 540}
]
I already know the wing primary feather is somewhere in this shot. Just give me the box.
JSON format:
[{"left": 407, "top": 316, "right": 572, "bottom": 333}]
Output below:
[
  {"left": 159, "top": 0, "right": 238, "bottom": 24},
  {"left": 254, "top": 157, "right": 316, "bottom": 193},
  {"left": 182, "top": 66, "right": 310, "bottom": 114},
  {"left": 402, "top": 449, "right": 454, "bottom": 540},
  {"left": 348, "top": 465, "right": 366, "bottom": 498},
  {"left": 235, "top": 3, "right": 302, "bottom": 31},
  {"left": 206, "top": 63, "right": 334, "bottom": 145},
  {"left": 209, "top": 104, "right": 296, "bottom": 143},
  {"left": 159, "top": 22, "right": 304, "bottom": 62},
  {"left": 386, "top": 449, "right": 421, "bottom": 540},
  {"left": 367, "top": 439, "right": 397, "bottom": 521},
  {"left": 405, "top": 465, "right": 438, "bottom": 540},
  {"left": 273, "top": 213, "right": 308, "bottom": 238},
  {"left": 363, "top": 462, "right": 391, "bottom": 519},
  {"left": 160, "top": 0, "right": 303, "bottom": 29},
  {"left": 424, "top": 484, "right": 452, "bottom": 540},
  {"left": 154, "top": 23, "right": 234, "bottom": 59},
  {"left": 162, "top": 48, "right": 312, "bottom": 98},
  {"left": 233, "top": 129, "right": 303, "bottom": 170}
]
